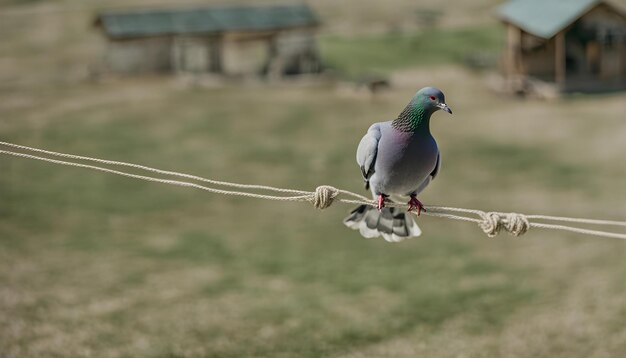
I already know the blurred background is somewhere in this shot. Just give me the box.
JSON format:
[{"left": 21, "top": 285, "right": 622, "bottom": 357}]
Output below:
[{"left": 1, "top": 0, "right": 626, "bottom": 356}]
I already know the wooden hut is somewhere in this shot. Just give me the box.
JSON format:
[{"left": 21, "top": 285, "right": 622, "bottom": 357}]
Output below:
[
  {"left": 497, "top": 0, "right": 626, "bottom": 93},
  {"left": 94, "top": 4, "right": 321, "bottom": 78}
]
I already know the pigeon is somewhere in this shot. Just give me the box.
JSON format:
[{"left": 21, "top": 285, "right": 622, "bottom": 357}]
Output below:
[{"left": 343, "top": 87, "right": 452, "bottom": 242}]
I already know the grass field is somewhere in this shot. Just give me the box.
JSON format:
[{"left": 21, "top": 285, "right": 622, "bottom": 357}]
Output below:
[
  {"left": 2, "top": 1, "right": 626, "bottom": 357},
  {"left": 320, "top": 25, "right": 503, "bottom": 77}
]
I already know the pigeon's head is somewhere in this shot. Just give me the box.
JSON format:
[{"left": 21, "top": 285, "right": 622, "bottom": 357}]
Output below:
[{"left": 413, "top": 87, "right": 452, "bottom": 115}]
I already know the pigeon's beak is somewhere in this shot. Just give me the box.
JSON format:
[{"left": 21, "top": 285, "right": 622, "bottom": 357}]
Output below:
[{"left": 438, "top": 103, "right": 452, "bottom": 114}]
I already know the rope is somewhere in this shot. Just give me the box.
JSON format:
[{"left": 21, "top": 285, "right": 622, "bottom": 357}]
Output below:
[{"left": 2, "top": 141, "right": 626, "bottom": 240}]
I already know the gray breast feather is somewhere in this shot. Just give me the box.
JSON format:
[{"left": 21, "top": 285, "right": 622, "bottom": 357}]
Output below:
[{"left": 410, "top": 149, "right": 440, "bottom": 196}]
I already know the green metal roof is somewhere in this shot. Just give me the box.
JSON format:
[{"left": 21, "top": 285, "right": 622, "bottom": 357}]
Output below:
[
  {"left": 96, "top": 4, "right": 319, "bottom": 39},
  {"left": 496, "top": 0, "right": 613, "bottom": 39}
]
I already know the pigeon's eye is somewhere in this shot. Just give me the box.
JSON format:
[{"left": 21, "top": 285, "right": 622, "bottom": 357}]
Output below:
[{"left": 429, "top": 96, "right": 436, "bottom": 101}]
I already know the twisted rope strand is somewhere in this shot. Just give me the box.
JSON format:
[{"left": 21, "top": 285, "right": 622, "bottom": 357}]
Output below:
[
  {"left": 2, "top": 142, "right": 626, "bottom": 240},
  {"left": 526, "top": 214, "right": 626, "bottom": 227},
  {"left": 0, "top": 150, "right": 317, "bottom": 202},
  {"left": 0, "top": 141, "right": 311, "bottom": 195}
]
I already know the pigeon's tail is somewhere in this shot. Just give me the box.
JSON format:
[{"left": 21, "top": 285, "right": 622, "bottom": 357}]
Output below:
[{"left": 343, "top": 205, "right": 422, "bottom": 242}]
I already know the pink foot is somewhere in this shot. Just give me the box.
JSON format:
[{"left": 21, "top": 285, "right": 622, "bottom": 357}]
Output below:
[
  {"left": 377, "top": 194, "right": 386, "bottom": 211},
  {"left": 408, "top": 195, "right": 424, "bottom": 216}
]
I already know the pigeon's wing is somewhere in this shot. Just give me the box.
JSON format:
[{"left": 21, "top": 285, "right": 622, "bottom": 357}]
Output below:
[
  {"left": 430, "top": 151, "right": 441, "bottom": 180},
  {"left": 356, "top": 123, "right": 382, "bottom": 182}
]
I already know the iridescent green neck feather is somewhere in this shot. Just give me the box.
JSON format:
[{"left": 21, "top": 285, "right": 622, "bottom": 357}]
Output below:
[{"left": 391, "top": 101, "right": 431, "bottom": 133}]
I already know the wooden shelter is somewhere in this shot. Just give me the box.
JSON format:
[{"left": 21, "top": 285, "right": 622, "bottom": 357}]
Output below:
[
  {"left": 497, "top": 0, "right": 626, "bottom": 93},
  {"left": 94, "top": 4, "right": 321, "bottom": 78}
]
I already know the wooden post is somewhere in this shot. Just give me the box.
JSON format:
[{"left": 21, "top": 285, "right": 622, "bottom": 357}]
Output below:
[
  {"left": 555, "top": 31, "right": 565, "bottom": 86},
  {"left": 506, "top": 24, "right": 522, "bottom": 77},
  {"left": 171, "top": 37, "right": 183, "bottom": 73}
]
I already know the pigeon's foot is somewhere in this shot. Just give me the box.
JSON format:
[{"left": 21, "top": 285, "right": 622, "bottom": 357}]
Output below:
[
  {"left": 408, "top": 195, "right": 424, "bottom": 216},
  {"left": 377, "top": 194, "right": 386, "bottom": 211}
]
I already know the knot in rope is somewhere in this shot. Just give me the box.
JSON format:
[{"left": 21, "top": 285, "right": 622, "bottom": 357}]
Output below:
[
  {"left": 312, "top": 185, "right": 339, "bottom": 209},
  {"left": 479, "top": 212, "right": 530, "bottom": 237}
]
